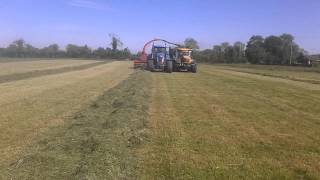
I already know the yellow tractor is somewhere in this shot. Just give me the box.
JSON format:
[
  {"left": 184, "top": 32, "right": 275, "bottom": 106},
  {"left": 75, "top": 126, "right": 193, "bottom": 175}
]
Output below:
[{"left": 172, "top": 48, "right": 197, "bottom": 73}]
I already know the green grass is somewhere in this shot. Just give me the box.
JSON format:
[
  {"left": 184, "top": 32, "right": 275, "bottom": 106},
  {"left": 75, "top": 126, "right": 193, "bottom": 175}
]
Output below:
[
  {"left": 0, "top": 61, "right": 107, "bottom": 83},
  {"left": 216, "top": 64, "right": 320, "bottom": 72},
  {"left": 0, "top": 61, "right": 132, "bottom": 177},
  {"left": 0, "top": 58, "right": 47, "bottom": 63},
  {"left": 5, "top": 71, "right": 151, "bottom": 179},
  {"left": 139, "top": 65, "right": 320, "bottom": 179},
  {"left": 0, "top": 59, "right": 102, "bottom": 76},
  {"left": 0, "top": 57, "right": 102, "bottom": 63},
  {"left": 2, "top": 62, "right": 320, "bottom": 179},
  {"left": 214, "top": 64, "right": 320, "bottom": 84}
]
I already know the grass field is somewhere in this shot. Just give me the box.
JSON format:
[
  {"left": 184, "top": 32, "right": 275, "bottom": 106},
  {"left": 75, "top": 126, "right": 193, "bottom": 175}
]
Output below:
[
  {"left": 0, "top": 61, "right": 319, "bottom": 179},
  {"left": 0, "top": 58, "right": 100, "bottom": 76},
  {"left": 215, "top": 64, "right": 320, "bottom": 84},
  {"left": 0, "top": 60, "right": 133, "bottom": 178},
  {"left": 140, "top": 65, "right": 320, "bottom": 179}
]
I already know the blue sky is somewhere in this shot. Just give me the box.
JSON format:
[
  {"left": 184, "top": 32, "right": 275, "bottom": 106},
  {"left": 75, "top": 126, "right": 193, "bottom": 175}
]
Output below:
[{"left": 0, "top": 0, "right": 319, "bottom": 53}]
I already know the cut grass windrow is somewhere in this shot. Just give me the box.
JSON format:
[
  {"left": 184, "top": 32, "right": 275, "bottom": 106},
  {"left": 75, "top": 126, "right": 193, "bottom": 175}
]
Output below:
[
  {"left": 5, "top": 71, "right": 151, "bottom": 180},
  {"left": 0, "top": 61, "right": 107, "bottom": 84}
]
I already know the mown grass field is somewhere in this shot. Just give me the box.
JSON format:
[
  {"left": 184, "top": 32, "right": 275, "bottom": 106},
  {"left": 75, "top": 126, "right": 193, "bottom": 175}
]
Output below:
[
  {"left": 215, "top": 64, "right": 320, "bottom": 84},
  {"left": 0, "top": 60, "right": 133, "bottom": 179},
  {"left": 0, "top": 61, "right": 319, "bottom": 179},
  {"left": 0, "top": 58, "right": 100, "bottom": 76},
  {"left": 140, "top": 65, "right": 320, "bottom": 179}
]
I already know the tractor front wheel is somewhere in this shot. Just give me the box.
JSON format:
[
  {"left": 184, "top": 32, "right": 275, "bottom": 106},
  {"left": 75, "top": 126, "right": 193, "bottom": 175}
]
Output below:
[
  {"left": 191, "top": 64, "right": 197, "bottom": 73},
  {"left": 167, "top": 61, "right": 173, "bottom": 73},
  {"left": 148, "top": 60, "right": 154, "bottom": 71},
  {"left": 173, "top": 62, "right": 178, "bottom": 72}
]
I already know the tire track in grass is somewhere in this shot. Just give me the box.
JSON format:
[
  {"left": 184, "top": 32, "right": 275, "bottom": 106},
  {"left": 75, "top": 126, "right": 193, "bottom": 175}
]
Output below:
[
  {"left": 139, "top": 74, "right": 189, "bottom": 179},
  {"left": 139, "top": 73, "right": 230, "bottom": 179}
]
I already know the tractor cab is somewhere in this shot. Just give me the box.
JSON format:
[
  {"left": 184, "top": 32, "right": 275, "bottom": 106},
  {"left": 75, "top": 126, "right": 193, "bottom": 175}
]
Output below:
[
  {"left": 173, "top": 48, "right": 197, "bottom": 73},
  {"left": 151, "top": 46, "right": 170, "bottom": 62},
  {"left": 175, "top": 48, "right": 194, "bottom": 64},
  {"left": 147, "top": 45, "right": 173, "bottom": 73}
]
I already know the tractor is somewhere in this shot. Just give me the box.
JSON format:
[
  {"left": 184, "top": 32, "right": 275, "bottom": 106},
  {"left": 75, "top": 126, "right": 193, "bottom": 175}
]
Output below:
[
  {"left": 172, "top": 48, "right": 197, "bottom": 73},
  {"left": 147, "top": 45, "right": 173, "bottom": 73},
  {"left": 133, "top": 39, "right": 180, "bottom": 70},
  {"left": 133, "top": 38, "right": 197, "bottom": 73}
]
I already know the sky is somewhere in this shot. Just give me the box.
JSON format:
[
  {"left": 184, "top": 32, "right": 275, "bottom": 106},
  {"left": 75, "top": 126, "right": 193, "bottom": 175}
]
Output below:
[{"left": 0, "top": 0, "right": 319, "bottom": 53}]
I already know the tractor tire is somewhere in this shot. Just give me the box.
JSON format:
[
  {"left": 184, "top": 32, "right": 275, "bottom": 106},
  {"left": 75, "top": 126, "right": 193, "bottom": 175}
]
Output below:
[
  {"left": 173, "top": 62, "right": 178, "bottom": 72},
  {"left": 148, "top": 60, "right": 154, "bottom": 71},
  {"left": 167, "top": 61, "right": 173, "bottom": 73},
  {"left": 191, "top": 64, "right": 197, "bottom": 73}
]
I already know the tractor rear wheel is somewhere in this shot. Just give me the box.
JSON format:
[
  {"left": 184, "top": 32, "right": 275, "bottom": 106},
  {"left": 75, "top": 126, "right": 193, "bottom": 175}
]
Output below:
[{"left": 167, "top": 61, "right": 173, "bottom": 73}]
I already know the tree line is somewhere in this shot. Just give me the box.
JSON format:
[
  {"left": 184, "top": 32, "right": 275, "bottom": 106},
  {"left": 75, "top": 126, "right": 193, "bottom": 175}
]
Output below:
[
  {"left": 0, "top": 33, "right": 310, "bottom": 65},
  {"left": 0, "top": 34, "right": 131, "bottom": 59},
  {"left": 187, "top": 33, "right": 309, "bottom": 65}
]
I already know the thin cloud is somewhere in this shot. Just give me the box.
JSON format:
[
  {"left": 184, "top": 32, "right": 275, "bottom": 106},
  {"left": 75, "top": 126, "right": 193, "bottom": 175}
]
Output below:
[{"left": 68, "top": 0, "right": 111, "bottom": 10}]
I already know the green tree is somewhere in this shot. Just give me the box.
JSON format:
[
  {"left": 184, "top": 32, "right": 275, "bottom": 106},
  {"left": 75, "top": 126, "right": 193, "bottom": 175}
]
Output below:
[
  {"left": 25, "top": 44, "right": 38, "bottom": 57},
  {"left": 82, "top": 45, "right": 92, "bottom": 58},
  {"left": 264, "top": 35, "right": 284, "bottom": 64},
  {"left": 48, "top": 44, "right": 59, "bottom": 57},
  {"left": 66, "top": 44, "right": 91, "bottom": 58},
  {"left": 184, "top": 38, "right": 199, "bottom": 50},
  {"left": 0, "top": 39, "right": 132, "bottom": 60},
  {"left": 220, "top": 42, "right": 232, "bottom": 63},
  {"left": 198, "top": 49, "right": 213, "bottom": 63},
  {"left": 5, "top": 44, "right": 18, "bottom": 57},
  {"left": 109, "top": 33, "right": 123, "bottom": 51},
  {"left": 233, "top": 41, "right": 246, "bottom": 63},
  {"left": 213, "top": 45, "right": 223, "bottom": 63},
  {"left": 123, "top": 47, "right": 131, "bottom": 58},
  {"left": 225, "top": 46, "right": 234, "bottom": 63},
  {"left": 246, "top": 35, "right": 266, "bottom": 64},
  {"left": 93, "top": 47, "right": 106, "bottom": 58},
  {"left": 41, "top": 44, "right": 59, "bottom": 58},
  {"left": 280, "top": 33, "right": 299, "bottom": 65},
  {"left": 13, "top": 39, "right": 26, "bottom": 57}
]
